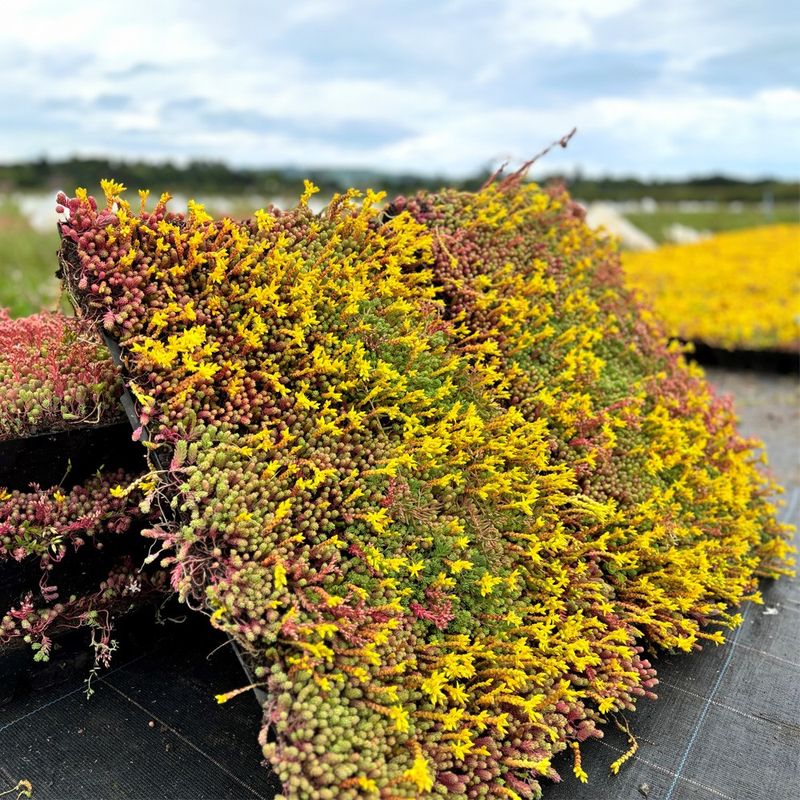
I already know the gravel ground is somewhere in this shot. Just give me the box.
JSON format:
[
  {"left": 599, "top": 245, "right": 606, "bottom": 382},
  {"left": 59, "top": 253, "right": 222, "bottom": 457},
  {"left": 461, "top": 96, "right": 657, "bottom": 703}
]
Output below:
[{"left": 704, "top": 366, "right": 800, "bottom": 492}]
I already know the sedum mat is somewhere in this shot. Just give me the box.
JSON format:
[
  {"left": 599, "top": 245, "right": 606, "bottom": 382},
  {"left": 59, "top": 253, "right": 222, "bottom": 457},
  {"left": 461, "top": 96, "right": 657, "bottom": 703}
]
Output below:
[{"left": 0, "top": 369, "right": 796, "bottom": 800}]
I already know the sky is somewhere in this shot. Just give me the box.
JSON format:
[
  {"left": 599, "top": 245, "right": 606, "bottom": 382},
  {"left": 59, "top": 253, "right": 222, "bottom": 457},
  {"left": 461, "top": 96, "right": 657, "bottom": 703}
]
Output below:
[{"left": 2, "top": 0, "right": 798, "bottom": 179}]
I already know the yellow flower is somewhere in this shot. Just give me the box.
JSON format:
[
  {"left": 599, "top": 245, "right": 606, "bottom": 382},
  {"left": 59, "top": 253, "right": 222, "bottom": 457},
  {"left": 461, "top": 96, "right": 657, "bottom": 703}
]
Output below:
[
  {"left": 300, "top": 179, "right": 320, "bottom": 207},
  {"left": 451, "top": 737, "right": 474, "bottom": 761},
  {"left": 572, "top": 742, "right": 588, "bottom": 784},
  {"left": 129, "top": 382, "right": 156, "bottom": 409},
  {"left": 420, "top": 670, "right": 448, "bottom": 707},
  {"left": 478, "top": 573, "right": 504, "bottom": 597},
  {"left": 388, "top": 704, "right": 410, "bottom": 733},
  {"left": 505, "top": 610, "right": 523, "bottom": 626},
  {"left": 100, "top": 178, "right": 126, "bottom": 204},
  {"left": 194, "top": 362, "right": 220, "bottom": 381},
  {"left": 445, "top": 683, "right": 468, "bottom": 705},
  {"left": 440, "top": 653, "right": 475, "bottom": 680},
  {"left": 441, "top": 707, "right": 465, "bottom": 731},
  {"left": 432, "top": 571, "right": 456, "bottom": 589},
  {"left": 294, "top": 391, "right": 319, "bottom": 411},
  {"left": 491, "top": 712, "right": 511, "bottom": 736},
  {"left": 407, "top": 559, "right": 425, "bottom": 578},
  {"left": 273, "top": 499, "right": 292, "bottom": 522},
  {"left": 364, "top": 507, "right": 392, "bottom": 534},
  {"left": 274, "top": 563, "right": 287, "bottom": 590},
  {"left": 254, "top": 208, "right": 274, "bottom": 233},
  {"left": 402, "top": 753, "right": 434, "bottom": 793},
  {"left": 356, "top": 776, "right": 378, "bottom": 793},
  {"left": 187, "top": 199, "right": 213, "bottom": 224}
]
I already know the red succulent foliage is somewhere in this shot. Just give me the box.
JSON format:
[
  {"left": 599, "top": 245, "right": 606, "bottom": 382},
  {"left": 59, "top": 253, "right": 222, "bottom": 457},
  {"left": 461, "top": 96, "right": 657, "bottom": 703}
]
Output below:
[{"left": 0, "top": 309, "right": 123, "bottom": 440}]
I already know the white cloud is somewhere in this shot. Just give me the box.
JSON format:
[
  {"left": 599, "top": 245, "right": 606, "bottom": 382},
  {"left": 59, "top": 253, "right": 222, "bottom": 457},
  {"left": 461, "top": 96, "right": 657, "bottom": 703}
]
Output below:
[
  {"left": 497, "top": 0, "right": 642, "bottom": 50},
  {"left": 0, "top": 0, "right": 796, "bottom": 177}
]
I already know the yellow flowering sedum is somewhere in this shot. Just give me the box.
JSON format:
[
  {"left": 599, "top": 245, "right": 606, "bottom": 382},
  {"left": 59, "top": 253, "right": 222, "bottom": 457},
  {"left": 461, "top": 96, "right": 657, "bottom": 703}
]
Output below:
[
  {"left": 56, "top": 176, "right": 793, "bottom": 800},
  {"left": 623, "top": 225, "right": 800, "bottom": 351}
]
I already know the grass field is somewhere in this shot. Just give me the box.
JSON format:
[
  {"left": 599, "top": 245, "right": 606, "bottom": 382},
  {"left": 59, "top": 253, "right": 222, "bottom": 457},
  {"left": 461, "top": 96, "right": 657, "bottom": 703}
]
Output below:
[
  {"left": 623, "top": 203, "right": 798, "bottom": 243},
  {"left": 0, "top": 200, "right": 62, "bottom": 317}
]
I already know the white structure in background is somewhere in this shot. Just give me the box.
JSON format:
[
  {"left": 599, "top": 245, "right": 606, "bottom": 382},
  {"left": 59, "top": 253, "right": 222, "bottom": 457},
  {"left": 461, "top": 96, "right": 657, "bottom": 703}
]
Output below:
[
  {"left": 639, "top": 197, "right": 658, "bottom": 214},
  {"left": 663, "top": 223, "right": 711, "bottom": 245},
  {"left": 583, "top": 202, "right": 656, "bottom": 251},
  {"left": 12, "top": 193, "right": 61, "bottom": 232}
]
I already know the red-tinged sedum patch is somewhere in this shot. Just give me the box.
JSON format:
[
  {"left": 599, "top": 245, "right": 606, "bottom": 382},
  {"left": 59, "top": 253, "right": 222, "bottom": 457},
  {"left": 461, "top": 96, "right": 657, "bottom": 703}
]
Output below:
[
  {"left": 0, "top": 311, "right": 162, "bottom": 670},
  {"left": 0, "top": 309, "right": 123, "bottom": 440}
]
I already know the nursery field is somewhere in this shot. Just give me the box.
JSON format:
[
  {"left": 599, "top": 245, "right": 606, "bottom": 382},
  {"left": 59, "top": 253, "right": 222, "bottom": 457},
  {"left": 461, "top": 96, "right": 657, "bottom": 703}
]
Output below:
[
  {"left": 0, "top": 202, "right": 60, "bottom": 317},
  {"left": 623, "top": 225, "right": 800, "bottom": 353},
  {"left": 0, "top": 180, "right": 798, "bottom": 800},
  {"left": 623, "top": 203, "right": 798, "bottom": 244}
]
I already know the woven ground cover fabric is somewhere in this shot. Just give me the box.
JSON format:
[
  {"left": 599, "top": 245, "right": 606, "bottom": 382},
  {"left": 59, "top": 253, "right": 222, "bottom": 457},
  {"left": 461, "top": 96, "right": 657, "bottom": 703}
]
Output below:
[
  {"left": 0, "top": 611, "right": 283, "bottom": 800},
  {"left": 53, "top": 179, "right": 792, "bottom": 799}
]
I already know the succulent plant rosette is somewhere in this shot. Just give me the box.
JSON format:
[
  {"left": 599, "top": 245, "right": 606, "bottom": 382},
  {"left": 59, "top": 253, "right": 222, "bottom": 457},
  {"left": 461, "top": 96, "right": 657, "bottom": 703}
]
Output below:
[
  {"left": 0, "top": 311, "right": 164, "bottom": 663},
  {"left": 56, "top": 179, "right": 792, "bottom": 799}
]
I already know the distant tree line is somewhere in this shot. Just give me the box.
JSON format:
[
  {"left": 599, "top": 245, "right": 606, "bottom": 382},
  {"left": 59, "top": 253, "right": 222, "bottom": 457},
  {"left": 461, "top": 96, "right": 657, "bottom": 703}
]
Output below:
[
  {"left": 565, "top": 174, "right": 798, "bottom": 204},
  {"left": 0, "top": 157, "right": 796, "bottom": 204},
  {"left": 0, "top": 158, "right": 485, "bottom": 198}
]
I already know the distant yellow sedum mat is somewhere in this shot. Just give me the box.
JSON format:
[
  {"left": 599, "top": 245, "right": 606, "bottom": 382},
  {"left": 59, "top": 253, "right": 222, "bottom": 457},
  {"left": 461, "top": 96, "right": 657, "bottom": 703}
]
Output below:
[{"left": 623, "top": 225, "right": 800, "bottom": 352}]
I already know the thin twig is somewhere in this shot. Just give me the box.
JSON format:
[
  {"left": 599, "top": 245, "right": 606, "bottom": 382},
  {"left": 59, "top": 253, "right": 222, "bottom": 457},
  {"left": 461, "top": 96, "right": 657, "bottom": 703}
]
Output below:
[{"left": 484, "top": 127, "right": 578, "bottom": 190}]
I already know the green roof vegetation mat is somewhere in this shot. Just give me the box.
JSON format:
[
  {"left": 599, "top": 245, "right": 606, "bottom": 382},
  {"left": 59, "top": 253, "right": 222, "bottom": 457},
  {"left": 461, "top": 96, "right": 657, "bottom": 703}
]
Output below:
[{"left": 4, "top": 174, "right": 793, "bottom": 799}]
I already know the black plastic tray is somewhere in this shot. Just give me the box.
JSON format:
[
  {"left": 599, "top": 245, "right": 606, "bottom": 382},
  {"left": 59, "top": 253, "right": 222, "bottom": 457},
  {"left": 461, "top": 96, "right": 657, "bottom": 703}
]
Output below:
[
  {"left": 684, "top": 340, "right": 799, "bottom": 374},
  {"left": 0, "top": 516, "right": 153, "bottom": 620},
  {"left": 0, "top": 418, "right": 150, "bottom": 645},
  {"left": 0, "top": 421, "right": 146, "bottom": 492}
]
